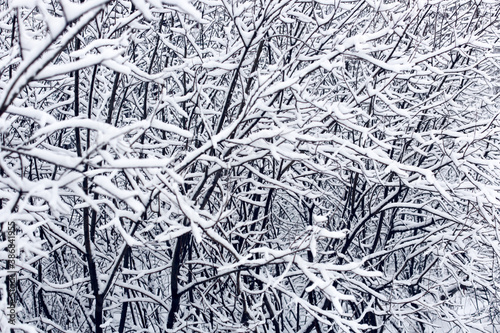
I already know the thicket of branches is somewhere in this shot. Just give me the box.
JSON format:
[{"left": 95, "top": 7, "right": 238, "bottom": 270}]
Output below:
[{"left": 1, "top": 0, "right": 500, "bottom": 332}]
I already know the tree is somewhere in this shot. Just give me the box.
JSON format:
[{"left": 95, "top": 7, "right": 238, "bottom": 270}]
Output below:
[{"left": 1, "top": 0, "right": 500, "bottom": 332}]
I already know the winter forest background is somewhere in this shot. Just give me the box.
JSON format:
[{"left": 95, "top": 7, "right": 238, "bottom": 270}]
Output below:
[{"left": 0, "top": 0, "right": 500, "bottom": 332}]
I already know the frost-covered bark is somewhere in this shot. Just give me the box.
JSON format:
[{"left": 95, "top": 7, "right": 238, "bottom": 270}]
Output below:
[{"left": 0, "top": 0, "right": 500, "bottom": 332}]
